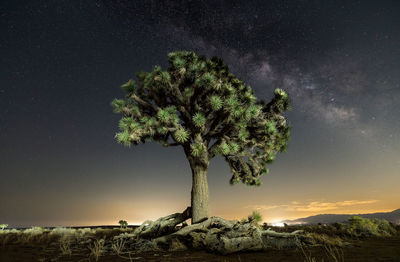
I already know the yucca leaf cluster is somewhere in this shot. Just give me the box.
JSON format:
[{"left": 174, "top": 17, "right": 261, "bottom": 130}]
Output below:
[{"left": 111, "top": 51, "right": 291, "bottom": 186}]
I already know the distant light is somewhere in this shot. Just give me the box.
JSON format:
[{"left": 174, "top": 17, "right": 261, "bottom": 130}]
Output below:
[{"left": 272, "top": 222, "right": 285, "bottom": 227}]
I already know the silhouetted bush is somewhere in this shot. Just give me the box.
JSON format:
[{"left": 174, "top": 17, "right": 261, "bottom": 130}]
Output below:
[
  {"left": 248, "top": 211, "right": 263, "bottom": 224},
  {"left": 347, "top": 216, "right": 396, "bottom": 237}
]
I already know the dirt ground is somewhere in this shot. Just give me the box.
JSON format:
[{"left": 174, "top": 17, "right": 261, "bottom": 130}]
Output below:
[{"left": 1, "top": 237, "right": 399, "bottom": 262}]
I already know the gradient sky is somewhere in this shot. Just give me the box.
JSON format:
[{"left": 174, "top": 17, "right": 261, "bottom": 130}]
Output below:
[{"left": 1, "top": 0, "right": 399, "bottom": 227}]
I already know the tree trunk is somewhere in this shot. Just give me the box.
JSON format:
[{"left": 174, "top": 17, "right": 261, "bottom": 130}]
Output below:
[{"left": 191, "top": 163, "right": 210, "bottom": 224}]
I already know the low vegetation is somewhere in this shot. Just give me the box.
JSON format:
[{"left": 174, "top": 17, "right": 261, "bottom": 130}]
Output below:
[
  {"left": 269, "top": 217, "right": 398, "bottom": 239},
  {"left": 298, "top": 242, "right": 345, "bottom": 262},
  {"left": 88, "top": 238, "right": 106, "bottom": 261},
  {"left": 347, "top": 216, "right": 397, "bottom": 237},
  {"left": 0, "top": 226, "right": 134, "bottom": 260},
  {"left": 0, "top": 217, "right": 398, "bottom": 261}
]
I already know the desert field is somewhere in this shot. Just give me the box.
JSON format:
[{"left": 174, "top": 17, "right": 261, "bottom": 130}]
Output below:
[{"left": 1, "top": 221, "right": 399, "bottom": 262}]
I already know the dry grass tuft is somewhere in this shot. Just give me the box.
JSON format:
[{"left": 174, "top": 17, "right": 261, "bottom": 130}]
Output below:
[
  {"left": 324, "top": 244, "right": 344, "bottom": 262},
  {"left": 297, "top": 239, "right": 345, "bottom": 262},
  {"left": 88, "top": 238, "right": 105, "bottom": 261},
  {"left": 305, "top": 232, "right": 345, "bottom": 247},
  {"left": 112, "top": 238, "right": 127, "bottom": 256},
  {"left": 59, "top": 236, "right": 72, "bottom": 256},
  {"left": 298, "top": 242, "right": 320, "bottom": 262}
]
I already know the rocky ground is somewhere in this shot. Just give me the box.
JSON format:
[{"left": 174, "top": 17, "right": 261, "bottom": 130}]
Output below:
[{"left": 1, "top": 210, "right": 399, "bottom": 261}]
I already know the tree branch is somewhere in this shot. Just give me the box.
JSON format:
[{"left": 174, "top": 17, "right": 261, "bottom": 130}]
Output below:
[
  {"left": 208, "top": 139, "right": 221, "bottom": 158},
  {"left": 131, "top": 94, "right": 160, "bottom": 113}
]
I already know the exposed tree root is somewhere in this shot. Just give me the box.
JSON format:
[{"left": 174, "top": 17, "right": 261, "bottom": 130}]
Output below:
[
  {"left": 115, "top": 208, "right": 308, "bottom": 255},
  {"left": 132, "top": 207, "right": 192, "bottom": 239}
]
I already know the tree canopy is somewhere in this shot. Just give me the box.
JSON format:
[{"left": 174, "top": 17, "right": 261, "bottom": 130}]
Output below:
[{"left": 111, "top": 51, "right": 290, "bottom": 186}]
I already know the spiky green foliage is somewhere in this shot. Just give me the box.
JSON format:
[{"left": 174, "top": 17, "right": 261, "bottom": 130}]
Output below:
[
  {"left": 111, "top": 99, "right": 126, "bottom": 113},
  {"left": 248, "top": 211, "right": 263, "bottom": 223},
  {"left": 210, "top": 95, "right": 223, "bottom": 111},
  {"left": 192, "top": 112, "right": 206, "bottom": 128},
  {"left": 174, "top": 128, "right": 189, "bottom": 143},
  {"left": 190, "top": 143, "right": 207, "bottom": 157},
  {"left": 218, "top": 141, "right": 231, "bottom": 155},
  {"left": 111, "top": 51, "right": 291, "bottom": 186}
]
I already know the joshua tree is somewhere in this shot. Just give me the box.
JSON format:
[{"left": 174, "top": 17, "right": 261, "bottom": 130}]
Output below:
[
  {"left": 118, "top": 220, "right": 128, "bottom": 229},
  {"left": 111, "top": 51, "right": 290, "bottom": 223}
]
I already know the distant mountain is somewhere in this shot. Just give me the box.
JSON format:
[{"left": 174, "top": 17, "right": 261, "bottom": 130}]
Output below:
[{"left": 282, "top": 209, "right": 400, "bottom": 225}]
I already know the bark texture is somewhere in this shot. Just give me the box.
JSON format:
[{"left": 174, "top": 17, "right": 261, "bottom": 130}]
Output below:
[
  {"left": 136, "top": 207, "right": 191, "bottom": 238},
  {"left": 191, "top": 164, "right": 210, "bottom": 224}
]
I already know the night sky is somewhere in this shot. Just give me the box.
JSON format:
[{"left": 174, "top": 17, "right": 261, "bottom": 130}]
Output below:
[{"left": 1, "top": 0, "right": 399, "bottom": 227}]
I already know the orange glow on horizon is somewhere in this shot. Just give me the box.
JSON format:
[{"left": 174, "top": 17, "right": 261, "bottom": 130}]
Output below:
[{"left": 51, "top": 208, "right": 397, "bottom": 227}]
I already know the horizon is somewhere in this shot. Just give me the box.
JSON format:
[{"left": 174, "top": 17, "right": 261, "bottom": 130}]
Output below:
[
  {"left": 1, "top": 1, "right": 399, "bottom": 228},
  {"left": 5, "top": 208, "right": 399, "bottom": 229}
]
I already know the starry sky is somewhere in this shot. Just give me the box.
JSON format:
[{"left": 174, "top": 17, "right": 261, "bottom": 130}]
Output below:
[{"left": 1, "top": 0, "right": 399, "bottom": 227}]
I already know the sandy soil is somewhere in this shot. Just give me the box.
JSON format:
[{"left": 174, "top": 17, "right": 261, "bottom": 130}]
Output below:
[{"left": 1, "top": 237, "right": 399, "bottom": 262}]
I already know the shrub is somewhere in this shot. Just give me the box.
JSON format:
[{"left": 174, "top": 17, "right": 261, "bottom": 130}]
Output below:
[
  {"left": 76, "top": 227, "right": 92, "bottom": 237},
  {"left": 248, "top": 211, "right": 263, "bottom": 224},
  {"left": 332, "top": 222, "right": 346, "bottom": 231},
  {"left": 23, "top": 227, "right": 46, "bottom": 235},
  {"left": 21, "top": 227, "right": 48, "bottom": 244},
  {"left": 374, "top": 218, "right": 397, "bottom": 236},
  {"left": 88, "top": 238, "right": 105, "bottom": 261},
  {"left": 59, "top": 236, "right": 72, "bottom": 256},
  {"left": 111, "top": 238, "right": 126, "bottom": 255},
  {"left": 348, "top": 216, "right": 396, "bottom": 237},
  {"left": 50, "top": 227, "right": 75, "bottom": 236}
]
